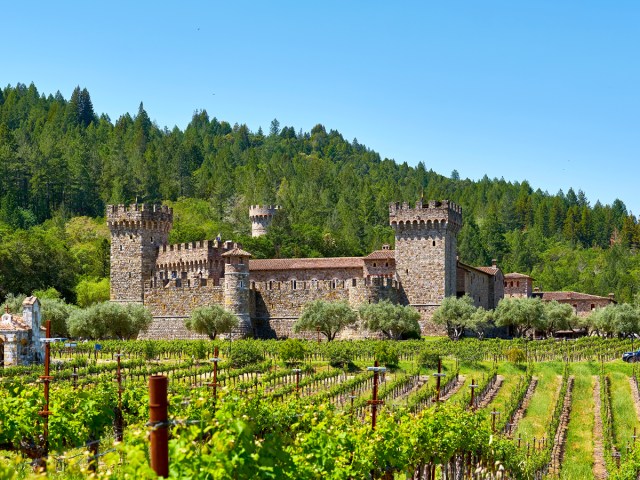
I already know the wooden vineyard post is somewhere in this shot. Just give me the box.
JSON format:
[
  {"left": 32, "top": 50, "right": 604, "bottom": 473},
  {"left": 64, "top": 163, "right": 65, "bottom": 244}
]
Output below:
[
  {"left": 149, "top": 375, "right": 169, "bottom": 478},
  {"left": 366, "top": 361, "right": 386, "bottom": 430},
  {"left": 207, "top": 346, "right": 221, "bottom": 406},
  {"left": 349, "top": 390, "right": 357, "bottom": 423},
  {"left": 490, "top": 410, "right": 500, "bottom": 433},
  {"left": 38, "top": 320, "right": 53, "bottom": 472},
  {"left": 469, "top": 379, "right": 478, "bottom": 411},
  {"left": 433, "top": 357, "right": 446, "bottom": 405},
  {"left": 292, "top": 368, "right": 302, "bottom": 397}
]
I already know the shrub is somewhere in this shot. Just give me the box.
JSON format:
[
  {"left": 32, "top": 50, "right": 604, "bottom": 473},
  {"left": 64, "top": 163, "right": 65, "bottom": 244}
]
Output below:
[
  {"left": 278, "top": 339, "right": 307, "bottom": 366},
  {"left": 230, "top": 341, "right": 264, "bottom": 368}
]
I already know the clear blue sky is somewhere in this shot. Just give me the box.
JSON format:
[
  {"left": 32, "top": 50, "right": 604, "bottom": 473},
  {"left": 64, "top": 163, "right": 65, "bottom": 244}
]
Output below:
[{"left": 3, "top": 1, "right": 639, "bottom": 209}]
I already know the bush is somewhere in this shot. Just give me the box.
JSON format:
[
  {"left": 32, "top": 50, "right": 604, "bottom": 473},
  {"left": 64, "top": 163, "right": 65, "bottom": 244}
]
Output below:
[
  {"left": 278, "top": 339, "right": 307, "bottom": 366},
  {"left": 374, "top": 342, "right": 399, "bottom": 368},
  {"left": 326, "top": 342, "right": 353, "bottom": 368},
  {"left": 506, "top": 347, "right": 526, "bottom": 364},
  {"left": 230, "top": 341, "right": 264, "bottom": 368},
  {"left": 417, "top": 350, "right": 440, "bottom": 369}
]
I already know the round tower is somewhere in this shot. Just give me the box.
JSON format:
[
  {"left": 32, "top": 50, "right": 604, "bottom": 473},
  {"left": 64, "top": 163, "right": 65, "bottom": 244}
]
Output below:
[
  {"left": 221, "top": 246, "right": 252, "bottom": 336},
  {"left": 249, "top": 205, "right": 280, "bottom": 237},
  {"left": 107, "top": 204, "right": 173, "bottom": 303},
  {"left": 389, "top": 199, "right": 463, "bottom": 307}
]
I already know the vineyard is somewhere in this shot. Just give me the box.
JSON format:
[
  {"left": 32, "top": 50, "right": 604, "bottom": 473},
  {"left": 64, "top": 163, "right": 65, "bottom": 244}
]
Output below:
[{"left": 2, "top": 337, "right": 640, "bottom": 479}]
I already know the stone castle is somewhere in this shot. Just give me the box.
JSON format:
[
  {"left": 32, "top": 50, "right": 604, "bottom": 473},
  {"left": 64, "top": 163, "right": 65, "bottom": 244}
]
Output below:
[{"left": 108, "top": 199, "right": 513, "bottom": 339}]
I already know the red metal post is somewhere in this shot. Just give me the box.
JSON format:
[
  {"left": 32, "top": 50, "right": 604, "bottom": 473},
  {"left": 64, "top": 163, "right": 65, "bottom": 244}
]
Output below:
[
  {"left": 38, "top": 320, "right": 52, "bottom": 471},
  {"left": 207, "top": 346, "right": 220, "bottom": 404},
  {"left": 149, "top": 375, "right": 169, "bottom": 478}
]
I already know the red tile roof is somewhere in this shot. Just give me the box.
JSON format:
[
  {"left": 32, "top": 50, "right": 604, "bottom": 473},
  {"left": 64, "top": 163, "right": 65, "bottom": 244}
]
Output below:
[
  {"left": 363, "top": 250, "right": 395, "bottom": 260},
  {"left": 537, "top": 291, "right": 614, "bottom": 302},
  {"left": 250, "top": 257, "right": 364, "bottom": 271},
  {"left": 221, "top": 247, "right": 252, "bottom": 258},
  {"left": 504, "top": 272, "right": 533, "bottom": 279},
  {"left": 474, "top": 266, "right": 500, "bottom": 276},
  {"left": 0, "top": 312, "right": 30, "bottom": 331}
]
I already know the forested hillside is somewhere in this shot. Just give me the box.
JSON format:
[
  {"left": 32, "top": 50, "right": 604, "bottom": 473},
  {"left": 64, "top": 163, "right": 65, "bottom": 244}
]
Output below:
[{"left": 1, "top": 83, "right": 639, "bottom": 304}]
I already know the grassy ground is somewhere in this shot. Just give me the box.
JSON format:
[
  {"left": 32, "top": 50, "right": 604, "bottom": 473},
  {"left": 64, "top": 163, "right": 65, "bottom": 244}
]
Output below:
[
  {"left": 514, "top": 362, "right": 564, "bottom": 443},
  {"left": 607, "top": 368, "right": 639, "bottom": 452},
  {"left": 560, "top": 364, "right": 595, "bottom": 480}
]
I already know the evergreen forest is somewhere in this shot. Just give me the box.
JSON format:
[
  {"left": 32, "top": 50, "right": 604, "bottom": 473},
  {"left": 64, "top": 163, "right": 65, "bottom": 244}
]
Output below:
[{"left": 1, "top": 83, "right": 639, "bottom": 305}]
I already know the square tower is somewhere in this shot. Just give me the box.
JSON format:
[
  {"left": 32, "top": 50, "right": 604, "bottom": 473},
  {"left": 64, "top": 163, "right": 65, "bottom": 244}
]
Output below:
[
  {"left": 389, "top": 200, "right": 462, "bottom": 307},
  {"left": 107, "top": 204, "right": 173, "bottom": 303}
]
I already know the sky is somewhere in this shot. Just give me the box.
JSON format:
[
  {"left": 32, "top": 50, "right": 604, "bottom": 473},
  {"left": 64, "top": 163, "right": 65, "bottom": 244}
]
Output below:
[{"left": 3, "top": 1, "right": 639, "bottom": 209}]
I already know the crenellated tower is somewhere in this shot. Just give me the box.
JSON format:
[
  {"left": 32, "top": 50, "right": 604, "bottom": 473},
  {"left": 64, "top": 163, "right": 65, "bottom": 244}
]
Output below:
[
  {"left": 249, "top": 205, "right": 280, "bottom": 237},
  {"left": 221, "top": 246, "right": 252, "bottom": 336},
  {"left": 107, "top": 204, "right": 173, "bottom": 303},
  {"left": 389, "top": 199, "right": 463, "bottom": 308}
]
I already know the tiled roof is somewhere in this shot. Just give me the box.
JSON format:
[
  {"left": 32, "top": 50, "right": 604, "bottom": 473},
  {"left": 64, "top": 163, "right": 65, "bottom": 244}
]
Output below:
[
  {"left": 504, "top": 272, "right": 533, "bottom": 279},
  {"left": 221, "top": 247, "right": 252, "bottom": 258},
  {"left": 474, "top": 266, "right": 500, "bottom": 276},
  {"left": 0, "top": 312, "right": 30, "bottom": 331},
  {"left": 250, "top": 257, "right": 364, "bottom": 271},
  {"left": 363, "top": 250, "right": 395, "bottom": 260},
  {"left": 537, "top": 291, "right": 614, "bottom": 302}
]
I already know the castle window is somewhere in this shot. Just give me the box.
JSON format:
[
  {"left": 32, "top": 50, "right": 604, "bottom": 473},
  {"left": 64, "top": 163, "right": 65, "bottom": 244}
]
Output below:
[
  {"left": 432, "top": 241, "right": 436, "bottom": 246},
  {"left": 128, "top": 272, "right": 131, "bottom": 278},
  {"left": 251, "top": 281, "right": 255, "bottom": 289},
  {"left": 516, "top": 281, "right": 520, "bottom": 287},
  {"left": 331, "top": 280, "right": 336, "bottom": 289},
  {"left": 239, "top": 280, "right": 244, "bottom": 288},
  {"left": 385, "top": 262, "right": 389, "bottom": 267},
  {"left": 373, "top": 262, "right": 377, "bottom": 267},
  {"left": 352, "top": 278, "right": 357, "bottom": 287},
  {"left": 406, "top": 269, "right": 409, "bottom": 275},
  {"left": 269, "top": 281, "right": 273, "bottom": 290},
  {"left": 591, "top": 303, "right": 596, "bottom": 310},
  {"left": 130, "top": 235, "right": 133, "bottom": 240},
  {"left": 119, "top": 245, "right": 123, "bottom": 251},
  {"left": 151, "top": 237, "right": 154, "bottom": 242},
  {"left": 291, "top": 280, "right": 297, "bottom": 290}
]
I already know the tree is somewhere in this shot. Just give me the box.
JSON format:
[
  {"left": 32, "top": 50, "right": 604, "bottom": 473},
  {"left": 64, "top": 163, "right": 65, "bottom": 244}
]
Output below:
[
  {"left": 494, "top": 297, "right": 545, "bottom": 338},
  {"left": 184, "top": 305, "right": 239, "bottom": 340},
  {"left": 432, "top": 295, "right": 477, "bottom": 340},
  {"left": 541, "top": 300, "right": 574, "bottom": 337},
  {"left": 294, "top": 300, "right": 357, "bottom": 341},
  {"left": 67, "top": 302, "right": 152, "bottom": 339},
  {"left": 75, "top": 277, "right": 110, "bottom": 308},
  {"left": 468, "top": 307, "right": 494, "bottom": 340},
  {"left": 358, "top": 300, "right": 421, "bottom": 339},
  {"left": 612, "top": 303, "right": 640, "bottom": 338}
]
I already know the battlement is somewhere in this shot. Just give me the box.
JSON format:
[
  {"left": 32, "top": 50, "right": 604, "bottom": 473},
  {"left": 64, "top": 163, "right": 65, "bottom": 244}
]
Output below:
[
  {"left": 249, "top": 205, "right": 280, "bottom": 217},
  {"left": 159, "top": 240, "right": 219, "bottom": 254},
  {"left": 106, "top": 203, "right": 173, "bottom": 230},
  {"left": 389, "top": 199, "right": 462, "bottom": 229}
]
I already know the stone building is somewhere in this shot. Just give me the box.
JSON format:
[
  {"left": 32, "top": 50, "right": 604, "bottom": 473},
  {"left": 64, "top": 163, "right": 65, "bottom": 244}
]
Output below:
[
  {"left": 504, "top": 272, "right": 615, "bottom": 316},
  {"left": 108, "top": 200, "right": 505, "bottom": 339},
  {"left": 249, "top": 205, "right": 280, "bottom": 237},
  {"left": 0, "top": 297, "right": 44, "bottom": 366}
]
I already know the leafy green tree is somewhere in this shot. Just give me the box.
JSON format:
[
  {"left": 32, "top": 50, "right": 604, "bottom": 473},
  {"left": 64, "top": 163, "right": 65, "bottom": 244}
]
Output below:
[
  {"left": 278, "top": 339, "right": 307, "bottom": 366},
  {"left": 184, "top": 305, "right": 239, "bottom": 340},
  {"left": 67, "top": 302, "right": 152, "bottom": 339},
  {"left": 468, "top": 307, "right": 494, "bottom": 340},
  {"left": 432, "top": 295, "right": 477, "bottom": 340},
  {"left": 358, "top": 300, "right": 421, "bottom": 339},
  {"left": 75, "top": 278, "right": 110, "bottom": 308},
  {"left": 541, "top": 300, "right": 574, "bottom": 337},
  {"left": 294, "top": 300, "right": 357, "bottom": 341},
  {"left": 494, "top": 297, "right": 545, "bottom": 338}
]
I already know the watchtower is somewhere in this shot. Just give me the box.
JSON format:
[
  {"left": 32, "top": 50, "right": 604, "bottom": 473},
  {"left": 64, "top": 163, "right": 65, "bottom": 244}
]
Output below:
[
  {"left": 249, "top": 205, "right": 280, "bottom": 237},
  {"left": 222, "top": 246, "right": 252, "bottom": 336},
  {"left": 107, "top": 204, "right": 173, "bottom": 303},
  {"left": 389, "top": 199, "right": 463, "bottom": 308}
]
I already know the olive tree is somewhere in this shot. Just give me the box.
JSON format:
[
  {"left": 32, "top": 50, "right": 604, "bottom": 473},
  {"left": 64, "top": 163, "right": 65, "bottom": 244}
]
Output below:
[
  {"left": 432, "top": 295, "right": 477, "bottom": 340},
  {"left": 184, "top": 305, "right": 239, "bottom": 340},
  {"left": 67, "top": 302, "right": 152, "bottom": 339},
  {"left": 359, "top": 300, "right": 421, "bottom": 339},
  {"left": 494, "top": 297, "right": 545, "bottom": 338},
  {"left": 294, "top": 300, "right": 357, "bottom": 341}
]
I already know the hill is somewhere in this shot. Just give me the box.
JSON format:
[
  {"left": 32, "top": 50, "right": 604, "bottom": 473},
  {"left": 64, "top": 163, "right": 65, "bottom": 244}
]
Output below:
[{"left": 0, "top": 83, "right": 639, "bottom": 303}]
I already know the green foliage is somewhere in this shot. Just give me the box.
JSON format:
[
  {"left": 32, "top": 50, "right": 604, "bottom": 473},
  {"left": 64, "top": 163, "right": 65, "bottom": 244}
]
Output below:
[
  {"left": 294, "top": 300, "right": 358, "bottom": 341},
  {"left": 432, "top": 295, "right": 477, "bottom": 340},
  {"left": 358, "top": 300, "right": 421, "bottom": 339},
  {"left": 184, "top": 305, "right": 239, "bottom": 340},
  {"left": 75, "top": 277, "right": 110, "bottom": 308},
  {"left": 278, "top": 339, "right": 307, "bottom": 365},
  {"left": 506, "top": 347, "right": 527, "bottom": 364},
  {"left": 40, "top": 297, "right": 77, "bottom": 337},
  {"left": 229, "top": 340, "right": 264, "bottom": 367},
  {"left": 494, "top": 297, "right": 545, "bottom": 337},
  {"left": 67, "top": 301, "right": 152, "bottom": 339},
  {"left": 417, "top": 350, "right": 440, "bottom": 369},
  {"left": 374, "top": 342, "right": 399, "bottom": 368}
]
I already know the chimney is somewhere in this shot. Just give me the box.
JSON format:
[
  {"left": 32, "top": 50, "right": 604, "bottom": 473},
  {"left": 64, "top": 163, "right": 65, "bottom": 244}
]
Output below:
[
  {"left": 491, "top": 258, "right": 497, "bottom": 267},
  {"left": 533, "top": 287, "right": 540, "bottom": 293},
  {"left": 608, "top": 293, "right": 615, "bottom": 300},
  {"left": 382, "top": 244, "right": 390, "bottom": 250}
]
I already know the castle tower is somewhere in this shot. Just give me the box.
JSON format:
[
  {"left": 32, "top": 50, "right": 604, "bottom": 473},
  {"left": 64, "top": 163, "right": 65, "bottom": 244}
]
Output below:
[
  {"left": 249, "top": 205, "right": 280, "bottom": 237},
  {"left": 107, "top": 204, "right": 173, "bottom": 303},
  {"left": 221, "top": 246, "right": 252, "bottom": 336},
  {"left": 389, "top": 199, "right": 463, "bottom": 308}
]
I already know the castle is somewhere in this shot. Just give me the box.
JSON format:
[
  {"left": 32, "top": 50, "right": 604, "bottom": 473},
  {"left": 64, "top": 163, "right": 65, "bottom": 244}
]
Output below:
[{"left": 108, "top": 200, "right": 510, "bottom": 339}]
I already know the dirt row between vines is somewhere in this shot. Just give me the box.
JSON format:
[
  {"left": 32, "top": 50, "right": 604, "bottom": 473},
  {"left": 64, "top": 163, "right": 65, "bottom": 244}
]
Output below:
[{"left": 593, "top": 376, "right": 608, "bottom": 480}]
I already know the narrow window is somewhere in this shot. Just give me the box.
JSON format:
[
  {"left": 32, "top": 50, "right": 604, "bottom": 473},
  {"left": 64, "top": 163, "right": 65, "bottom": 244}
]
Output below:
[
  {"left": 373, "top": 262, "right": 377, "bottom": 267},
  {"left": 385, "top": 262, "right": 389, "bottom": 267},
  {"left": 352, "top": 278, "right": 357, "bottom": 287},
  {"left": 516, "top": 281, "right": 520, "bottom": 287},
  {"left": 591, "top": 303, "right": 596, "bottom": 310},
  {"left": 432, "top": 240, "right": 436, "bottom": 246},
  {"left": 239, "top": 280, "right": 244, "bottom": 288},
  {"left": 119, "top": 245, "right": 123, "bottom": 251},
  {"left": 269, "top": 281, "right": 273, "bottom": 290}
]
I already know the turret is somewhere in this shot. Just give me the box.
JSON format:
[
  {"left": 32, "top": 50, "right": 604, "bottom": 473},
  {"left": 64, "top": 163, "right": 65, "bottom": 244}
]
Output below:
[
  {"left": 249, "top": 205, "right": 280, "bottom": 237},
  {"left": 107, "top": 204, "right": 173, "bottom": 303},
  {"left": 389, "top": 199, "right": 463, "bottom": 307},
  {"left": 221, "top": 246, "right": 252, "bottom": 336}
]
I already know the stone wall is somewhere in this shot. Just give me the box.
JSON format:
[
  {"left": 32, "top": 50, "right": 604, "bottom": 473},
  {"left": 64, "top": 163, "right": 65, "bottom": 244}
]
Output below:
[
  {"left": 144, "top": 283, "right": 224, "bottom": 318},
  {"left": 250, "top": 266, "right": 363, "bottom": 283},
  {"left": 504, "top": 277, "right": 533, "bottom": 298},
  {"left": 155, "top": 240, "right": 226, "bottom": 284},
  {"left": 457, "top": 267, "right": 492, "bottom": 309}
]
